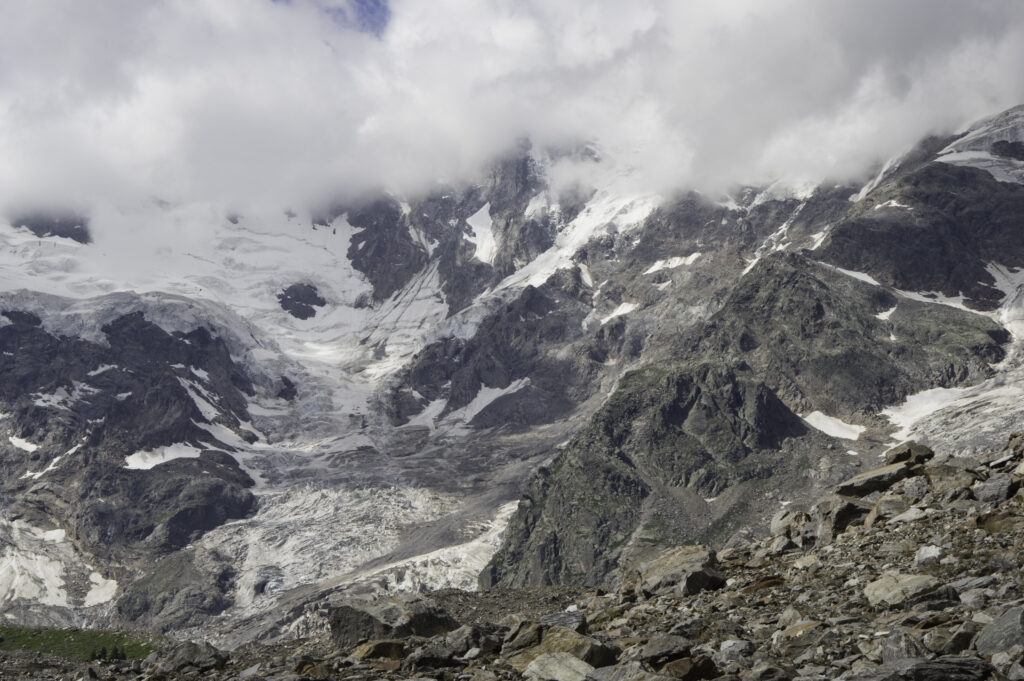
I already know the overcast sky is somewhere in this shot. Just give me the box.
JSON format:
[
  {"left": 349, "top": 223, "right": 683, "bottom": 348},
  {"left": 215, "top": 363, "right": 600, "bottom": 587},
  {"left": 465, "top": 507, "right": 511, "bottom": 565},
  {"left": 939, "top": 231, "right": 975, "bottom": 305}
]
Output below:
[{"left": 2, "top": 0, "right": 1024, "bottom": 211}]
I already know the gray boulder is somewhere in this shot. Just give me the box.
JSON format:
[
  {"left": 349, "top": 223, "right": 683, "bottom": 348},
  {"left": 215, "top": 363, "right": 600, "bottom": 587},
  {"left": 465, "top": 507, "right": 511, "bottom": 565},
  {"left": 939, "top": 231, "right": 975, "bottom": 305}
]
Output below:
[
  {"left": 863, "top": 573, "right": 940, "bottom": 608},
  {"left": 973, "top": 473, "right": 1016, "bottom": 504},
  {"left": 525, "top": 652, "right": 595, "bottom": 681},
  {"left": 154, "top": 641, "right": 228, "bottom": 673},
  {"left": 976, "top": 606, "right": 1024, "bottom": 657},
  {"left": 628, "top": 545, "right": 725, "bottom": 597},
  {"left": 328, "top": 598, "right": 459, "bottom": 649},
  {"left": 834, "top": 463, "right": 913, "bottom": 497}
]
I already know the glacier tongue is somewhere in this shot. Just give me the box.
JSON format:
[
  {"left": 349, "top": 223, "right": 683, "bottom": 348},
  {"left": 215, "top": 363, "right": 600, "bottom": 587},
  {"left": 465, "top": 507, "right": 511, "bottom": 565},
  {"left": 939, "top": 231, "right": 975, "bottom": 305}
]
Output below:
[{"left": 882, "top": 262, "right": 1024, "bottom": 454}]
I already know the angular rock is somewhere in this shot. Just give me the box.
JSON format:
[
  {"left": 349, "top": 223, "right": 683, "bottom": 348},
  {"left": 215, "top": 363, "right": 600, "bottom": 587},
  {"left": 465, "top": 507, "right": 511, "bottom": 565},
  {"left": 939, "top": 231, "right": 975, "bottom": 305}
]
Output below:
[
  {"left": 541, "top": 610, "right": 589, "bottom": 633},
  {"left": 925, "top": 465, "right": 978, "bottom": 496},
  {"left": 975, "top": 606, "right": 1024, "bottom": 657},
  {"left": 155, "top": 641, "right": 228, "bottom": 673},
  {"left": 640, "top": 634, "right": 693, "bottom": 664},
  {"left": 812, "top": 495, "right": 875, "bottom": 540},
  {"left": 586, "top": 661, "right": 676, "bottom": 681},
  {"left": 351, "top": 639, "right": 405, "bottom": 661},
  {"left": 510, "top": 626, "right": 619, "bottom": 671},
  {"left": 717, "top": 639, "right": 756, "bottom": 664},
  {"left": 404, "top": 642, "right": 456, "bottom": 669},
  {"left": 864, "top": 494, "right": 912, "bottom": 528},
  {"left": 525, "top": 652, "right": 595, "bottom": 681},
  {"left": 630, "top": 545, "right": 725, "bottom": 597},
  {"left": 884, "top": 442, "right": 935, "bottom": 466},
  {"left": 834, "top": 463, "right": 913, "bottom": 497},
  {"left": 898, "top": 657, "right": 995, "bottom": 681},
  {"left": 658, "top": 655, "right": 720, "bottom": 680},
  {"left": 913, "top": 545, "right": 942, "bottom": 568},
  {"left": 505, "top": 620, "right": 544, "bottom": 654},
  {"left": 863, "top": 573, "right": 940, "bottom": 608},
  {"left": 328, "top": 598, "right": 459, "bottom": 649},
  {"left": 973, "top": 474, "right": 1015, "bottom": 504}
]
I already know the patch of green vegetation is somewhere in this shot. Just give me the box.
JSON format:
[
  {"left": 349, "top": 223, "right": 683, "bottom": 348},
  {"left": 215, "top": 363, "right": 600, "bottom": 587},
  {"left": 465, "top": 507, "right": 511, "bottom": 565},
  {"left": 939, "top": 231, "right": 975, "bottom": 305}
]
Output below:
[{"left": 0, "top": 626, "right": 155, "bottom": 661}]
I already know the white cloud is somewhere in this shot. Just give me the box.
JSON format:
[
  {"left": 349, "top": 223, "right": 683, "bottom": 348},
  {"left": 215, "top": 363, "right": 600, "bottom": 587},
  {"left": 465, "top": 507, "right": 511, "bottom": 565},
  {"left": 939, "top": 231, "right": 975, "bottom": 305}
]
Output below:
[{"left": 1, "top": 0, "right": 1023, "bottom": 212}]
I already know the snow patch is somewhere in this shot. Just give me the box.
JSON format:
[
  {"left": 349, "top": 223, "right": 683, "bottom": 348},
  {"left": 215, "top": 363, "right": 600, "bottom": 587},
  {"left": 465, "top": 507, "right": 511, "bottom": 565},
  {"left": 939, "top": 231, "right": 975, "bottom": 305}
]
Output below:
[
  {"left": 876, "top": 305, "right": 897, "bottom": 320},
  {"left": 808, "top": 228, "right": 831, "bottom": 250},
  {"left": 458, "top": 378, "right": 530, "bottom": 423},
  {"left": 643, "top": 252, "right": 701, "bottom": 275},
  {"left": 600, "top": 302, "right": 637, "bottom": 325},
  {"left": 744, "top": 203, "right": 805, "bottom": 274},
  {"left": 802, "top": 411, "right": 866, "bottom": 440},
  {"left": 578, "top": 264, "right": 594, "bottom": 287},
  {"left": 466, "top": 204, "right": 497, "bottom": 265},
  {"left": 87, "top": 364, "right": 117, "bottom": 377},
  {"left": 83, "top": 572, "right": 118, "bottom": 606},
  {"left": 124, "top": 443, "right": 203, "bottom": 470},
  {"left": 32, "top": 381, "right": 99, "bottom": 411},
  {"left": 8, "top": 436, "right": 38, "bottom": 453},
  {"left": 874, "top": 200, "right": 912, "bottom": 211}
]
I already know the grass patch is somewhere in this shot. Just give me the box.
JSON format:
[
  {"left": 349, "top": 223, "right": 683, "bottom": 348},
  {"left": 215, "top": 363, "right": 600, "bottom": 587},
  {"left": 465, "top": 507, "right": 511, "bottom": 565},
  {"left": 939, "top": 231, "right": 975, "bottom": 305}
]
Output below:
[{"left": 0, "top": 626, "right": 155, "bottom": 661}]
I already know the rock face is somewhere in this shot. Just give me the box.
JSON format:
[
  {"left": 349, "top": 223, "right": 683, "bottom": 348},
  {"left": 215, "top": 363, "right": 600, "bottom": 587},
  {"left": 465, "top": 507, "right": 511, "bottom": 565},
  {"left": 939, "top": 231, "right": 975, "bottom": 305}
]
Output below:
[
  {"left": 486, "top": 124, "right": 1020, "bottom": 588},
  {"left": 0, "top": 310, "right": 257, "bottom": 559},
  {"left": 482, "top": 362, "right": 817, "bottom": 588},
  {"left": 8, "top": 210, "right": 92, "bottom": 243},
  {"left": 818, "top": 162, "right": 1024, "bottom": 311},
  {"left": 277, "top": 283, "right": 327, "bottom": 319}
]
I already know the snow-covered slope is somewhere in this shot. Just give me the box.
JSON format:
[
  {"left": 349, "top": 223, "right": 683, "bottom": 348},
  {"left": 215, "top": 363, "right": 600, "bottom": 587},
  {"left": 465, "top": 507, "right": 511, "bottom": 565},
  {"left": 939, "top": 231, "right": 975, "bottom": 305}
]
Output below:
[{"left": 0, "top": 144, "right": 664, "bottom": 637}]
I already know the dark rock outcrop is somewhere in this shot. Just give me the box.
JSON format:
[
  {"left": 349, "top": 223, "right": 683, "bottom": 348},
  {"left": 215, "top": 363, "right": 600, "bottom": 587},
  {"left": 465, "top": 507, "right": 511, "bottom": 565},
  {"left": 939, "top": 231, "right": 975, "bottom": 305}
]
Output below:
[
  {"left": 9, "top": 211, "right": 92, "bottom": 244},
  {"left": 277, "top": 283, "right": 327, "bottom": 319}
]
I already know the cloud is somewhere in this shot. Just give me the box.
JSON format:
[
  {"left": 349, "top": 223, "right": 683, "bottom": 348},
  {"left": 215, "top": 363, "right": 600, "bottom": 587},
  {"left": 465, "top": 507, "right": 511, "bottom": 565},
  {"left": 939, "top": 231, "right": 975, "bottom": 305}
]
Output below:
[{"left": 1, "top": 0, "right": 1023, "bottom": 211}]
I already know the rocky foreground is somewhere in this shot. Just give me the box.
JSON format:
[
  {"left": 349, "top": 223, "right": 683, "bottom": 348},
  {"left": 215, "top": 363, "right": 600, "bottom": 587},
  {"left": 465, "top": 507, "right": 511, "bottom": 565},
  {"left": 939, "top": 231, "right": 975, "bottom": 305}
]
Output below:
[{"left": 9, "top": 433, "right": 1024, "bottom": 681}]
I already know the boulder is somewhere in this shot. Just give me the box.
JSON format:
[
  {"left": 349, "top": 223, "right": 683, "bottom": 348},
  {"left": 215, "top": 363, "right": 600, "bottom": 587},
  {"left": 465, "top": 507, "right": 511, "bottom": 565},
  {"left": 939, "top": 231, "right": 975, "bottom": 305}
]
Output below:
[
  {"left": 811, "top": 495, "right": 875, "bottom": 540},
  {"left": 913, "top": 545, "right": 943, "bottom": 568},
  {"left": 328, "top": 598, "right": 459, "bottom": 649},
  {"left": 541, "top": 610, "right": 588, "bottom": 633},
  {"left": 896, "top": 657, "right": 995, "bottom": 680},
  {"left": 629, "top": 545, "right": 725, "bottom": 597},
  {"left": 769, "top": 510, "right": 810, "bottom": 539},
  {"left": 864, "top": 494, "right": 912, "bottom": 528},
  {"left": 925, "top": 465, "right": 979, "bottom": 495},
  {"left": 504, "top": 620, "right": 544, "bottom": 654},
  {"left": 586, "top": 661, "right": 676, "bottom": 680},
  {"left": 154, "top": 641, "right": 228, "bottom": 673},
  {"left": 659, "top": 654, "right": 720, "bottom": 679},
  {"left": 834, "top": 463, "right": 913, "bottom": 497},
  {"left": 404, "top": 642, "right": 456, "bottom": 669},
  {"left": 863, "top": 573, "right": 940, "bottom": 608},
  {"left": 973, "top": 474, "right": 1016, "bottom": 504},
  {"left": 884, "top": 442, "right": 935, "bottom": 466},
  {"left": 510, "top": 626, "right": 619, "bottom": 671},
  {"left": 525, "top": 652, "right": 595, "bottom": 681},
  {"left": 350, "top": 639, "right": 405, "bottom": 661},
  {"left": 717, "top": 639, "right": 756, "bottom": 664},
  {"left": 976, "top": 606, "right": 1024, "bottom": 657},
  {"left": 640, "top": 634, "right": 693, "bottom": 664}
]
